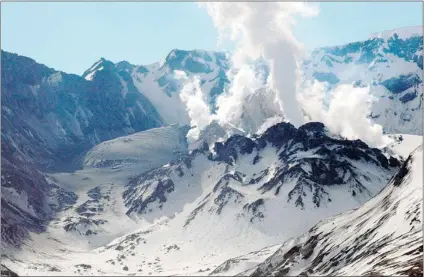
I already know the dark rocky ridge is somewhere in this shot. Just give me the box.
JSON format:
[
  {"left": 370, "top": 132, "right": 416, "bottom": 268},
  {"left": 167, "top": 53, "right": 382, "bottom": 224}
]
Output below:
[
  {"left": 213, "top": 122, "right": 400, "bottom": 209},
  {"left": 214, "top": 122, "right": 396, "bottom": 170},
  {"left": 246, "top": 147, "right": 422, "bottom": 276},
  {"left": 1, "top": 140, "right": 77, "bottom": 247},
  {"left": 2, "top": 50, "right": 164, "bottom": 172},
  {"left": 1, "top": 50, "right": 163, "bottom": 247},
  {"left": 1, "top": 264, "right": 19, "bottom": 277},
  {"left": 124, "top": 121, "right": 400, "bottom": 217}
]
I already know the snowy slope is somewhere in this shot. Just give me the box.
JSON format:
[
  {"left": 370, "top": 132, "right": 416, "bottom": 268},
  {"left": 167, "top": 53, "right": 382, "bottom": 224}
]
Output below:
[
  {"left": 2, "top": 26, "right": 421, "bottom": 172},
  {"left": 1, "top": 265, "right": 18, "bottom": 277},
  {"left": 126, "top": 26, "right": 423, "bottom": 136},
  {"left": 85, "top": 50, "right": 230, "bottom": 126},
  {"left": 83, "top": 124, "right": 189, "bottom": 169},
  {"left": 383, "top": 133, "right": 423, "bottom": 160},
  {"left": 369, "top": 25, "right": 422, "bottom": 40},
  {"left": 1, "top": 51, "right": 164, "bottom": 171},
  {"left": 239, "top": 145, "right": 422, "bottom": 276},
  {"left": 209, "top": 244, "right": 282, "bottom": 276},
  {"left": 209, "top": 135, "right": 422, "bottom": 276},
  {"left": 82, "top": 50, "right": 230, "bottom": 126},
  {"left": 1, "top": 138, "right": 78, "bottom": 247},
  {"left": 78, "top": 26, "right": 423, "bottom": 136},
  {"left": 1, "top": 51, "right": 166, "bottom": 247},
  {"left": 1, "top": 122, "right": 403, "bottom": 276},
  {"left": 21, "top": 26, "right": 419, "bottom": 138},
  {"left": 303, "top": 26, "right": 423, "bottom": 135}
]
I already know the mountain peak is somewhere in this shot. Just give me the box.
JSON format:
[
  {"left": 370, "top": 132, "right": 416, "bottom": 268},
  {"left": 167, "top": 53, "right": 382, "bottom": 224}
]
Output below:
[
  {"left": 115, "top": 60, "right": 136, "bottom": 72},
  {"left": 82, "top": 57, "right": 115, "bottom": 80},
  {"left": 368, "top": 25, "right": 422, "bottom": 40}
]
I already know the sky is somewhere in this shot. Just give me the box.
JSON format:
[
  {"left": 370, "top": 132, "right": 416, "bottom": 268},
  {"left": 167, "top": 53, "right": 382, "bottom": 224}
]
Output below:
[{"left": 1, "top": 2, "right": 422, "bottom": 75}]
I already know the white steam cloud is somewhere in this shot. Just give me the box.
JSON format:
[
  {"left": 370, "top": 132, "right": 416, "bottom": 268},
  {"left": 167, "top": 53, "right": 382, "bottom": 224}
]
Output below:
[
  {"left": 214, "top": 65, "right": 263, "bottom": 129},
  {"left": 300, "top": 81, "right": 391, "bottom": 148},
  {"left": 176, "top": 71, "right": 213, "bottom": 143},
  {"left": 203, "top": 2, "right": 319, "bottom": 128},
  {"left": 256, "top": 115, "right": 286, "bottom": 136},
  {"left": 177, "top": 2, "right": 390, "bottom": 149}
]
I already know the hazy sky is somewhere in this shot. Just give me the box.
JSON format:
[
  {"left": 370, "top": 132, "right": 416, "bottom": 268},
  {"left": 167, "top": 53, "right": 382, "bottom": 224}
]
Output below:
[{"left": 2, "top": 2, "right": 422, "bottom": 75}]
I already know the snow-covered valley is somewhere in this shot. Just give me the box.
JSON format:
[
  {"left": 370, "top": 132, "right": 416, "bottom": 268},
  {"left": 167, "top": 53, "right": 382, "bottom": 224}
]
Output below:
[
  {"left": 1, "top": 124, "right": 421, "bottom": 276},
  {"left": 1, "top": 25, "right": 423, "bottom": 277}
]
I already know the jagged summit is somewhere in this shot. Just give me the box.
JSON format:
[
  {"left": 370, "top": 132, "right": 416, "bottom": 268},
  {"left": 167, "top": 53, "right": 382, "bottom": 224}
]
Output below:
[
  {"left": 235, "top": 146, "right": 423, "bottom": 277},
  {"left": 72, "top": 25, "right": 422, "bottom": 134},
  {"left": 82, "top": 57, "right": 116, "bottom": 80},
  {"left": 124, "top": 120, "right": 399, "bottom": 223},
  {"left": 369, "top": 25, "right": 422, "bottom": 40},
  {"left": 305, "top": 26, "right": 423, "bottom": 135},
  {"left": 115, "top": 60, "right": 136, "bottom": 72}
]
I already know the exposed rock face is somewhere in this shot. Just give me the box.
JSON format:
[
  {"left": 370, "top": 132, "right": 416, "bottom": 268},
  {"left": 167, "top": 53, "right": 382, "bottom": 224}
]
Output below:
[
  {"left": 1, "top": 140, "right": 77, "bottom": 247},
  {"left": 304, "top": 27, "right": 423, "bottom": 135},
  {"left": 243, "top": 146, "right": 422, "bottom": 277},
  {"left": 1, "top": 50, "right": 163, "bottom": 247},
  {"left": 1, "top": 264, "right": 19, "bottom": 277},
  {"left": 1, "top": 50, "right": 164, "bottom": 172},
  {"left": 124, "top": 121, "right": 399, "bottom": 219}
]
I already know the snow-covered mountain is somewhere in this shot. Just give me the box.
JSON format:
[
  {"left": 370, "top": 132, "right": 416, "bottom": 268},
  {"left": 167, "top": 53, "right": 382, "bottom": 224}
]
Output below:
[
  {"left": 124, "top": 122, "right": 399, "bottom": 220},
  {"left": 303, "top": 25, "right": 423, "bottom": 135},
  {"left": 1, "top": 51, "right": 164, "bottom": 171},
  {"left": 220, "top": 144, "right": 423, "bottom": 276},
  {"left": 0, "top": 48, "right": 227, "bottom": 250},
  {"left": 1, "top": 143, "right": 78, "bottom": 247},
  {"left": 83, "top": 124, "right": 189, "bottom": 169},
  {"left": 3, "top": 26, "right": 420, "bottom": 172},
  {"left": 79, "top": 26, "right": 423, "bottom": 137},
  {"left": 1, "top": 26, "right": 422, "bottom": 276},
  {"left": 63, "top": 26, "right": 424, "bottom": 137},
  {"left": 1, "top": 122, "right": 406, "bottom": 276},
  {"left": 370, "top": 25, "right": 422, "bottom": 41},
  {"left": 82, "top": 50, "right": 229, "bottom": 125},
  {"left": 1, "top": 50, "right": 166, "bottom": 248}
]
